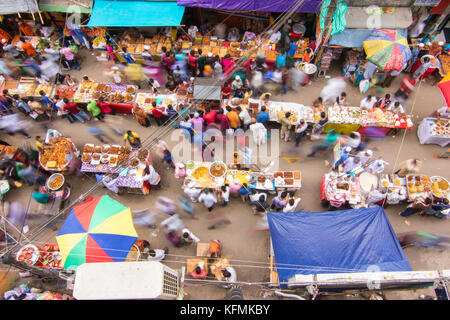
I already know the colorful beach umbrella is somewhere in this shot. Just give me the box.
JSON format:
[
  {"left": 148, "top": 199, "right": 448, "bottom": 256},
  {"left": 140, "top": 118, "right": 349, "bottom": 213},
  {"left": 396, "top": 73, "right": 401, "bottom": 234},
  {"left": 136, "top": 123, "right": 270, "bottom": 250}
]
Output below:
[
  {"left": 438, "top": 72, "right": 450, "bottom": 107},
  {"left": 363, "top": 29, "right": 412, "bottom": 72},
  {"left": 56, "top": 195, "right": 138, "bottom": 269}
]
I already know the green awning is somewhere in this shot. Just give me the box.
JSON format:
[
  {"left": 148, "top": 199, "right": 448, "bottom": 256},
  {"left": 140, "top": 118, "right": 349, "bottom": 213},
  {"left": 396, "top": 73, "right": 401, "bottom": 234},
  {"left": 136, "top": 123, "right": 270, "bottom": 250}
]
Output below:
[
  {"left": 87, "top": 0, "right": 185, "bottom": 27},
  {"left": 39, "top": 0, "right": 92, "bottom": 14}
]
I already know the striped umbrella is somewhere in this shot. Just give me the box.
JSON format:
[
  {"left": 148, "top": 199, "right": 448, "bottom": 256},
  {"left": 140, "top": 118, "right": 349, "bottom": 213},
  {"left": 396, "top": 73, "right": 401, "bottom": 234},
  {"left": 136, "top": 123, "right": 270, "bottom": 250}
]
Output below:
[
  {"left": 56, "top": 195, "right": 138, "bottom": 270},
  {"left": 363, "top": 29, "right": 412, "bottom": 72}
]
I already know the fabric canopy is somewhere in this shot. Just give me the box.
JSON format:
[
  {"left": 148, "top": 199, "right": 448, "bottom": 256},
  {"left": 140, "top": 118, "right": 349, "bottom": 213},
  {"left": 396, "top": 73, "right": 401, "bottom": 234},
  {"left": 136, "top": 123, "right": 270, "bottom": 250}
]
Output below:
[
  {"left": 0, "top": 0, "right": 38, "bottom": 15},
  {"left": 176, "top": 0, "right": 321, "bottom": 13},
  {"left": 267, "top": 207, "right": 412, "bottom": 288},
  {"left": 328, "top": 28, "right": 408, "bottom": 48},
  {"left": 87, "top": 0, "right": 185, "bottom": 27}
]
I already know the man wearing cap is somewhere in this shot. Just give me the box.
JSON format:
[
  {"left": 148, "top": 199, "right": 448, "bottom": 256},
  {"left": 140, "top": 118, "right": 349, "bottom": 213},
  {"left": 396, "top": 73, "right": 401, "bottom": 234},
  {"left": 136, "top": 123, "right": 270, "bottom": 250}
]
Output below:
[
  {"left": 231, "top": 75, "right": 243, "bottom": 92},
  {"left": 333, "top": 146, "right": 352, "bottom": 170},
  {"left": 365, "top": 159, "right": 386, "bottom": 175},
  {"left": 142, "top": 45, "right": 153, "bottom": 63},
  {"left": 357, "top": 149, "right": 373, "bottom": 166}
]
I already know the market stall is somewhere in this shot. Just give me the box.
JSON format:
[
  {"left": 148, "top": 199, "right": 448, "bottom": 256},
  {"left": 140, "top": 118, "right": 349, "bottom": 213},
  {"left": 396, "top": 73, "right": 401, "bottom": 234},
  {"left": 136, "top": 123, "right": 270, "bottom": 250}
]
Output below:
[
  {"left": 417, "top": 118, "right": 450, "bottom": 147},
  {"left": 406, "top": 175, "right": 449, "bottom": 201},
  {"left": 247, "top": 98, "right": 315, "bottom": 123},
  {"left": 135, "top": 92, "right": 178, "bottom": 113},
  {"left": 38, "top": 132, "right": 78, "bottom": 172},
  {"left": 326, "top": 106, "right": 413, "bottom": 135},
  {"left": 80, "top": 144, "right": 150, "bottom": 194},
  {"left": 73, "top": 81, "right": 137, "bottom": 113},
  {"left": 184, "top": 160, "right": 226, "bottom": 189},
  {"left": 15, "top": 243, "right": 63, "bottom": 269},
  {"left": 321, "top": 171, "right": 364, "bottom": 209}
]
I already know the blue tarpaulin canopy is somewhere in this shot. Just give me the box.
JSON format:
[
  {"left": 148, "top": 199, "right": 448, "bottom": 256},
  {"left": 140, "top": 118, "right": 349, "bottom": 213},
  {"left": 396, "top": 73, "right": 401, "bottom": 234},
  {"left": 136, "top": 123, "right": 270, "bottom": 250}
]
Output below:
[
  {"left": 328, "top": 28, "right": 408, "bottom": 48},
  {"left": 267, "top": 207, "right": 412, "bottom": 288},
  {"left": 87, "top": 0, "right": 185, "bottom": 27}
]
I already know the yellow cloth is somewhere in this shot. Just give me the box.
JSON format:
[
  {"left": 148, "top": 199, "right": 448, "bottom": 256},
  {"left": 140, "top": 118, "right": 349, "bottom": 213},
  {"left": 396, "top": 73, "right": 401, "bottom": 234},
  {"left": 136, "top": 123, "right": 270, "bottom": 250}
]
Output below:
[
  {"left": 227, "top": 110, "right": 240, "bottom": 128},
  {"left": 324, "top": 123, "right": 361, "bottom": 135}
]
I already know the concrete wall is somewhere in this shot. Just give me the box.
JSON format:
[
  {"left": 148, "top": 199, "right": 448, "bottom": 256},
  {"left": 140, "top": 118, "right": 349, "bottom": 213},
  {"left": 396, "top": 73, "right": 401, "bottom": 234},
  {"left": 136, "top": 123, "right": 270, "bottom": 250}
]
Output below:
[{"left": 345, "top": 6, "right": 413, "bottom": 29}]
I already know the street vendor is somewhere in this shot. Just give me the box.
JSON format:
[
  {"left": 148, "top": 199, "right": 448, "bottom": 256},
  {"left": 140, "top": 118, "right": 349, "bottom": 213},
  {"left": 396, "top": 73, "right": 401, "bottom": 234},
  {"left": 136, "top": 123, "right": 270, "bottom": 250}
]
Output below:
[
  {"left": 395, "top": 159, "right": 422, "bottom": 177},
  {"left": 432, "top": 106, "right": 450, "bottom": 118},
  {"left": 387, "top": 101, "right": 406, "bottom": 115},
  {"left": 142, "top": 165, "right": 161, "bottom": 193},
  {"left": 360, "top": 95, "right": 378, "bottom": 110},
  {"left": 365, "top": 159, "right": 386, "bottom": 175},
  {"left": 123, "top": 130, "right": 141, "bottom": 148},
  {"left": 356, "top": 149, "right": 373, "bottom": 166}
]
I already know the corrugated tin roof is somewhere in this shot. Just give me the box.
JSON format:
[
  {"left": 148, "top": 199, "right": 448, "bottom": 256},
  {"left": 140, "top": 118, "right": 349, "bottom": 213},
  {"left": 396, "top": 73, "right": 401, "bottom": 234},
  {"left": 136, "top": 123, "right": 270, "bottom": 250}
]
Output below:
[{"left": 0, "top": 0, "right": 39, "bottom": 15}]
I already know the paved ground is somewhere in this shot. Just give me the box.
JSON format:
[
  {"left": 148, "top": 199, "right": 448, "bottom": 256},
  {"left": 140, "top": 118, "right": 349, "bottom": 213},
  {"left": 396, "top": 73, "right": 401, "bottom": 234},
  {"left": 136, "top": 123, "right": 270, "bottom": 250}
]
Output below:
[{"left": 1, "top": 48, "right": 449, "bottom": 300}]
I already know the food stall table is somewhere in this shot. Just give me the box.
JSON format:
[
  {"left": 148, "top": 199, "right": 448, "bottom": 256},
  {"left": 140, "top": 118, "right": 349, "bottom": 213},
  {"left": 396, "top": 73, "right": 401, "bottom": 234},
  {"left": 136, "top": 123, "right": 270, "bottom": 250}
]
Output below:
[
  {"left": 406, "top": 175, "right": 433, "bottom": 202},
  {"left": 184, "top": 161, "right": 226, "bottom": 189},
  {"left": 186, "top": 258, "right": 208, "bottom": 274},
  {"left": 39, "top": 132, "right": 78, "bottom": 172},
  {"left": 321, "top": 172, "right": 363, "bottom": 208},
  {"left": 417, "top": 118, "right": 450, "bottom": 147}
]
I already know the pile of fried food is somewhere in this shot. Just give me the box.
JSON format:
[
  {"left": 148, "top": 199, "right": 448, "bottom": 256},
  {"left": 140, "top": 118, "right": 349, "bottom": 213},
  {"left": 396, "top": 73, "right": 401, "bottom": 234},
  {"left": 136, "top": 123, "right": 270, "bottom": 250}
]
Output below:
[
  {"left": 48, "top": 175, "right": 64, "bottom": 190},
  {"left": 39, "top": 137, "right": 74, "bottom": 169}
]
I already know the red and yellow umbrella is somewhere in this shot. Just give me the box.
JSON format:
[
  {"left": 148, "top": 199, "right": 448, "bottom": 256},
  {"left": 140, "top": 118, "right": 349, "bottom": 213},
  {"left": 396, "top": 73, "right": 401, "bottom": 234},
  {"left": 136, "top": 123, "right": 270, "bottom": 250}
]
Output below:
[
  {"left": 56, "top": 195, "right": 138, "bottom": 269},
  {"left": 438, "top": 72, "right": 450, "bottom": 107}
]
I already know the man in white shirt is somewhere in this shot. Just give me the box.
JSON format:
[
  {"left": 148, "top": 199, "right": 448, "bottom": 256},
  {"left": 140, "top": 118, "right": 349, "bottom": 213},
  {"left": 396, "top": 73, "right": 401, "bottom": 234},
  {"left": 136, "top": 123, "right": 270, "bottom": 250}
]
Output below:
[
  {"left": 231, "top": 76, "right": 243, "bottom": 91},
  {"left": 342, "top": 156, "right": 362, "bottom": 174},
  {"left": 187, "top": 25, "right": 199, "bottom": 39},
  {"left": 365, "top": 159, "right": 386, "bottom": 174},
  {"left": 147, "top": 249, "right": 166, "bottom": 261},
  {"left": 283, "top": 198, "right": 301, "bottom": 212},
  {"left": 184, "top": 185, "right": 201, "bottom": 202},
  {"left": 357, "top": 149, "right": 373, "bottom": 166},
  {"left": 222, "top": 267, "right": 237, "bottom": 287},
  {"left": 295, "top": 119, "right": 308, "bottom": 147},
  {"left": 269, "top": 30, "right": 281, "bottom": 44},
  {"left": 236, "top": 105, "right": 251, "bottom": 131},
  {"left": 386, "top": 188, "right": 407, "bottom": 205},
  {"left": 182, "top": 228, "right": 200, "bottom": 244},
  {"left": 366, "top": 188, "right": 386, "bottom": 207},
  {"left": 142, "top": 165, "right": 161, "bottom": 189},
  {"left": 198, "top": 188, "right": 217, "bottom": 211},
  {"left": 436, "top": 106, "right": 450, "bottom": 118},
  {"left": 249, "top": 189, "right": 267, "bottom": 203},
  {"left": 149, "top": 78, "right": 160, "bottom": 93},
  {"left": 387, "top": 101, "right": 405, "bottom": 115},
  {"left": 360, "top": 95, "right": 377, "bottom": 110},
  {"left": 214, "top": 23, "right": 227, "bottom": 39}
]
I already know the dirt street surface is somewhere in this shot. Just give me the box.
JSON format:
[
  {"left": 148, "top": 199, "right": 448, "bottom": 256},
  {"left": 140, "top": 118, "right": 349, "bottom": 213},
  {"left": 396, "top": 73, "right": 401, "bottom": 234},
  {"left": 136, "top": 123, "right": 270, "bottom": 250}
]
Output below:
[{"left": 1, "top": 49, "right": 448, "bottom": 300}]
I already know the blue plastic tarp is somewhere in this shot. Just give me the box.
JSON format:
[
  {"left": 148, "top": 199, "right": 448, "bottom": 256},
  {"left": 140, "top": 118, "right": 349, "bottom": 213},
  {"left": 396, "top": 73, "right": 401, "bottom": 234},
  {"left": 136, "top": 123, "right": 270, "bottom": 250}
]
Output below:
[
  {"left": 328, "top": 28, "right": 408, "bottom": 48},
  {"left": 267, "top": 207, "right": 412, "bottom": 287},
  {"left": 87, "top": 0, "right": 185, "bottom": 27}
]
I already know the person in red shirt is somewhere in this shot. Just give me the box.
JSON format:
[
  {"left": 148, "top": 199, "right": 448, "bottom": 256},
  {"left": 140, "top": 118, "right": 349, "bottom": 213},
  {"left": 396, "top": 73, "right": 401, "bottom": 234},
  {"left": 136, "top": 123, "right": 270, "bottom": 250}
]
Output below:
[
  {"left": 203, "top": 107, "right": 217, "bottom": 126},
  {"left": 221, "top": 83, "right": 232, "bottom": 102},
  {"left": 191, "top": 265, "right": 208, "bottom": 279},
  {"left": 20, "top": 37, "right": 37, "bottom": 57},
  {"left": 97, "top": 96, "right": 115, "bottom": 115},
  {"left": 215, "top": 108, "right": 230, "bottom": 133},
  {"left": 19, "top": 22, "right": 33, "bottom": 36},
  {"left": 151, "top": 102, "right": 165, "bottom": 126},
  {"left": 62, "top": 98, "right": 90, "bottom": 123},
  {"left": 188, "top": 50, "right": 197, "bottom": 77}
]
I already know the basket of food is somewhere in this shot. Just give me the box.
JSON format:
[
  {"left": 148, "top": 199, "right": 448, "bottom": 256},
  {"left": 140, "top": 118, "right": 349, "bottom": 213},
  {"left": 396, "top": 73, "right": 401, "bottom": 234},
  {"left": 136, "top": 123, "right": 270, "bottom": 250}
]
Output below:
[
  {"left": 109, "top": 155, "right": 118, "bottom": 167},
  {"left": 93, "top": 145, "right": 101, "bottom": 154},
  {"left": 16, "top": 245, "right": 40, "bottom": 265},
  {"left": 47, "top": 173, "right": 65, "bottom": 191},
  {"left": 431, "top": 176, "right": 449, "bottom": 198},
  {"left": 186, "top": 160, "right": 195, "bottom": 170},
  {"left": 209, "top": 161, "right": 227, "bottom": 178},
  {"left": 130, "top": 158, "right": 139, "bottom": 167},
  {"left": 91, "top": 153, "right": 101, "bottom": 165},
  {"left": 138, "top": 149, "right": 148, "bottom": 162}
]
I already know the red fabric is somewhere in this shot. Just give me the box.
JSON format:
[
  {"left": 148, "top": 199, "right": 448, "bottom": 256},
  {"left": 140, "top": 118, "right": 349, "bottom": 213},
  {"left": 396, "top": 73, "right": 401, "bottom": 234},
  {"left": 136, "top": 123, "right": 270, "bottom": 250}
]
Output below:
[
  {"left": 430, "top": 0, "right": 449, "bottom": 15},
  {"left": 63, "top": 102, "right": 80, "bottom": 114},
  {"left": 438, "top": 79, "right": 450, "bottom": 107},
  {"left": 358, "top": 126, "right": 390, "bottom": 137},
  {"left": 203, "top": 110, "right": 217, "bottom": 125},
  {"left": 152, "top": 107, "right": 164, "bottom": 118},
  {"left": 188, "top": 54, "right": 196, "bottom": 67},
  {"left": 108, "top": 103, "right": 132, "bottom": 114},
  {"left": 97, "top": 101, "right": 112, "bottom": 114}
]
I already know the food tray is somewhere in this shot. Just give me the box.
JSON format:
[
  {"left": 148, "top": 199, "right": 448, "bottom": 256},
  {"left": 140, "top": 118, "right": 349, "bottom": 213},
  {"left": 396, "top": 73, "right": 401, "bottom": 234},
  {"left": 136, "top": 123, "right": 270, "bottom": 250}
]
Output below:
[
  {"left": 91, "top": 153, "right": 101, "bottom": 165},
  {"left": 406, "top": 175, "right": 431, "bottom": 200},
  {"left": 47, "top": 173, "right": 65, "bottom": 191},
  {"left": 430, "top": 176, "right": 449, "bottom": 198}
]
